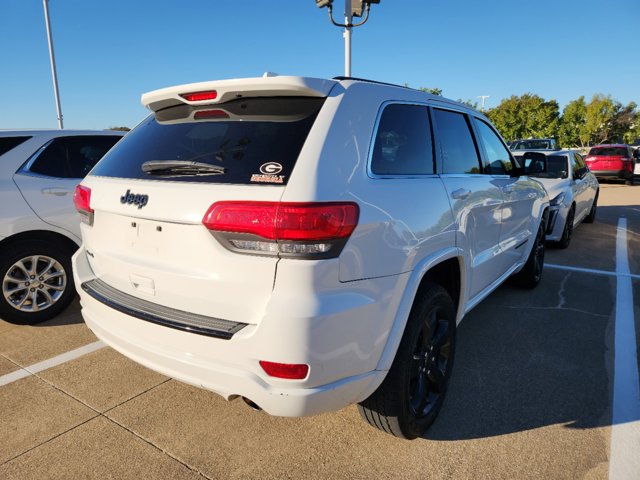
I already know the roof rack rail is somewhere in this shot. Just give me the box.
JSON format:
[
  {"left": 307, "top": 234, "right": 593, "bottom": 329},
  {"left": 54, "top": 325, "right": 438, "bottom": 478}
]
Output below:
[{"left": 332, "top": 76, "right": 411, "bottom": 90}]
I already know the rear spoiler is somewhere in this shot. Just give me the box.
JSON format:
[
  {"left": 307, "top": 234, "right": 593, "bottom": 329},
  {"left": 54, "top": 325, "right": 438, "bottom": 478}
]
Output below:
[{"left": 141, "top": 75, "right": 337, "bottom": 112}]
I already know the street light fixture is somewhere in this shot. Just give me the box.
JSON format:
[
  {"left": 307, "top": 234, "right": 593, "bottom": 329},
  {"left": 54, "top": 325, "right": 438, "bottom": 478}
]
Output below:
[{"left": 315, "top": 0, "right": 381, "bottom": 77}]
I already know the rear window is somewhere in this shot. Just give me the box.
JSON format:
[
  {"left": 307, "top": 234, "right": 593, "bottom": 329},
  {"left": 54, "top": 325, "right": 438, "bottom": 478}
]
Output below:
[
  {"left": 512, "top": 139, "right": 553, "bottom": 150},
  {"left": 90, "top": 97, "right": 325, "bottom": 185},
  {"left": 588, "top": 147, "right": 628, "bottom": 157},
  {"left": 0, "top": 136, "right": 31, "bottom": 157}
]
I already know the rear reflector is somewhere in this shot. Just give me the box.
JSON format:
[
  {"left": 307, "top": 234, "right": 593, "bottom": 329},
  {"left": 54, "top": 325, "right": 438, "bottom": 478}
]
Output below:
[
  {"left": 259, "top": 361, "right": 309, "bottom": 380},
  {"left": 73, "top": 184, "right": 94, "bottom": 225},
  {"left": 202, "top": 201, "right": 359, "bottom": 259},
  {"left": 180, "top": 90, "right": 218, "bottom": 102}
]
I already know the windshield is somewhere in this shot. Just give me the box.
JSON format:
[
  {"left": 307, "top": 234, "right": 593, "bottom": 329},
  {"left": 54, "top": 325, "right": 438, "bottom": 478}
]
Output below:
[{"left": 90, "top": 97, "right": 325, "bottom": 185}]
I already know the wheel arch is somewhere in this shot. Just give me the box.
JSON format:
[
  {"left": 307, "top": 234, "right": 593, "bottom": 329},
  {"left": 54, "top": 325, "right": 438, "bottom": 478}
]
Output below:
[
  {"left": 372, "top": 248, "right": 465, "bottom": 375},
  {"left": 0, "top": 230, "right": 80, "bottom": 256}
]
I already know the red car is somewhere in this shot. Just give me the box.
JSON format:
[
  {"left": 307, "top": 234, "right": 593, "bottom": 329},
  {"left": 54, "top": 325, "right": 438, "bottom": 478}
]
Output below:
[{"left": 584, "top": 144, "right": 636, "bottom": 185}]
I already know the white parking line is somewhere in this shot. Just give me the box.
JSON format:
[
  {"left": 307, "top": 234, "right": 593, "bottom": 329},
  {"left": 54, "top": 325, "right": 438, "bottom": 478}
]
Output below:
[
  {"left": 0, "top": 340, "right": 104, "bottom": 387},
  {"left": 546, "top": 263, "right": 640, "bottom": 280},
  {"left": 609, "top": 217, "right": 640, "bottom": 480}
]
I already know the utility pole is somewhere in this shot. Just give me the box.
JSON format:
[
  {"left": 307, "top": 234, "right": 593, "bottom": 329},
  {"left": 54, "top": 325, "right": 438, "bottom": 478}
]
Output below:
[
  {"left": 478, "top": 95, "right": 490, "bottom": 111},
  {"left": 43, "top": 0, "right": 64, "bottom": 129},
  {"left": 343, "top": 1, "right": 352, "bottom": 77},
  {"left": 316, "top": 1, "right": 380, "bottom": 78}
]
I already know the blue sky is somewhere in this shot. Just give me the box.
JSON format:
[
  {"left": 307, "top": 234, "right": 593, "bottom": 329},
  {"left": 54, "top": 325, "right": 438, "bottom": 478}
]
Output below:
[{"left": 1, "top": 0, "right": 638, "bottom": 130}]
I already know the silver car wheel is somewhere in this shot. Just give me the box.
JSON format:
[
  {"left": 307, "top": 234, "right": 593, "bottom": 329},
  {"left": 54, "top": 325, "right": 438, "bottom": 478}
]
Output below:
[{"left": 2, "top": 255, "right": 67, "bottom": 313}]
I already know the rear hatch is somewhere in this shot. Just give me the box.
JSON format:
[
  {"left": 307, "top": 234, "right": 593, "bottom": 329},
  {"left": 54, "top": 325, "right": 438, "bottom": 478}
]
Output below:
[
  {"left": 78, "top": 79, "right": 332, "bottom": 325},
  {"left": 585, "top": 146, "right": 631, "bottom": 171}
]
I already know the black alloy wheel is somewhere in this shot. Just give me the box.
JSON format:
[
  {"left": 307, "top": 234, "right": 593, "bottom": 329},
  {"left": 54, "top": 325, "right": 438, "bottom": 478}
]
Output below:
[
  {"left": 409, "top": 304, "right": 452, "bottom": 419},
  {"left": 358, "top": 283, "right": 456, "bottom": 439},
  {"left": 556, "top": 206, "right": 575, "bottom": 249}
]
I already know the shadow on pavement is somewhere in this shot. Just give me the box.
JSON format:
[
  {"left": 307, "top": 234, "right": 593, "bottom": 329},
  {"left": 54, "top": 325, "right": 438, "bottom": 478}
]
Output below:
[{"left": 425, "top": 276, "right": 613, "bottom": 440}]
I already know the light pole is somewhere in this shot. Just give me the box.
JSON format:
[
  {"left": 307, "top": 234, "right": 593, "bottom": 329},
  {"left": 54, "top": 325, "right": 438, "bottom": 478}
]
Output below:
[
  {"left": 316, "top": 0, "right": 380, "bottom": 77},
  {"left": 43, "top": 0, "right": 63, "bottom": 129},
  {"left": 478, "top": 95, "right": 490, "bottom": 111}
]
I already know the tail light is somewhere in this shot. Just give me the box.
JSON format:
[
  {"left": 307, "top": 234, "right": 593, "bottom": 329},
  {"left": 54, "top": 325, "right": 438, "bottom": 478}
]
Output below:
[
  {"left": 73, "top": 185, "right": 94, "bottom": 226},
  {"left": 202, "top": 201, "right": 359, "bottom": 259},
  {"left": 259, "top": 361, "right": 309, "bottom": 380}
]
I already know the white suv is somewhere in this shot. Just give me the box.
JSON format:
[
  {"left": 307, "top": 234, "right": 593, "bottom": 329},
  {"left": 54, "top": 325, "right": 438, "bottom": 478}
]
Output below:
[
  {"left": 73, "top": 76, "right": 549, "bottom": 439},
  {"left": 0, "top": 130, "right": 123, "bottom": 323}
]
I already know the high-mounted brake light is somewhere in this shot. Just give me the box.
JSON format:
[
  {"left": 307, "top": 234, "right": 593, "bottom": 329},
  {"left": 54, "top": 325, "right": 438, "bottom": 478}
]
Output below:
[
  {"left": 180, "top": 90, "right": 218, "bottom": 102},
  {"left": 202, "top": 201, "right": 359, "bottom": 259},
  {"left": 194, "top": 109, "right": 229, "bottom": 120},
  {"left": 259, "top": 361, "right": 309, "bottom": 380},
  {"left": 73, "top": 185, "right": 94, "bottom": 225}
]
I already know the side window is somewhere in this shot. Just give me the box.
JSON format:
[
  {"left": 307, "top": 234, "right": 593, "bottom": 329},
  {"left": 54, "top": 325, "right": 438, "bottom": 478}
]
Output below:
[
  {"left": 0, "top": 136, "right": 31, "bottom": 157},
  {"left": 370, "top": 104, "right": 434, "bottom": 175},
  {"left": 432, "top": 109, "right": 481, "bottom": 174},
  {"left": 474, "top": 119, "right": 513, "bottom": 175},
  {"left": 29, "top": 136, "right": 121, "bottom": 179}
]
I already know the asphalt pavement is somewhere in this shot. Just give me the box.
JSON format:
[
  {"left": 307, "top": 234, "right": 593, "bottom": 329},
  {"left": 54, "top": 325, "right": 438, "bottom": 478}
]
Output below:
[{"left": 1, "top": 183, "right": 638, "bottom": 479}]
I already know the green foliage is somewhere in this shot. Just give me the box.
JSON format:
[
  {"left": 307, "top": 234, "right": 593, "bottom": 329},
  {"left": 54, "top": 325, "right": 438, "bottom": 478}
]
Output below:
[
  {"left": 583, "top": 95, "right": 637, "bottom": 145},
  {"left": 486, "top": 94, "right": 559, "bottom": 142},
  {"left": 456, "top": 99, "right": 479, "bottom": 109},
  {"left": 417, "top": 87, "right": 443, "bottom": 96},
  {"left": 558, "top": 97, "right": 587, "bottom": 147}
]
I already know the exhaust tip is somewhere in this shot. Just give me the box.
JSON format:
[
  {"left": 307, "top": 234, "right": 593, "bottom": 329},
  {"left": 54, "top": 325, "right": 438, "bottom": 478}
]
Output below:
[{"left": 242, "top": 397, "right": 262, "bottom": 411}]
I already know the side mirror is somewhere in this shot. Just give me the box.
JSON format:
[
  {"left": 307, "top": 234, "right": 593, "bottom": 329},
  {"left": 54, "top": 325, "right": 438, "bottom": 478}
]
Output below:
[{"left": 523, "top": 152, "right": 547, "bottom": 176}]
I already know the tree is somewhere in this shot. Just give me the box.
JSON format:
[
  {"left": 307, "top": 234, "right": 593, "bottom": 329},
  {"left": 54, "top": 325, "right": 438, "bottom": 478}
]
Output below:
[
  {"left": 558, "top": 96, "right": 587, "bottom": 148},
  {"left": 417, "top": 87, "right": 442, "bottom": 96},
  {"left": 456, "top": 98, "right": 479, "bottom": 109},
  {"left": 486, "top": 93, "right": 560, "bottom": 141},
  {"left": 108, "top": 126, "right": 131, "bottom": 131}
]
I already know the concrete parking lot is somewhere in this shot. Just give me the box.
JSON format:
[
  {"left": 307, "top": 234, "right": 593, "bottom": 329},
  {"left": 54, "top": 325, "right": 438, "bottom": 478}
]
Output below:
[{"left": 1, "top": 184, "right": 638, "bottom": 480}]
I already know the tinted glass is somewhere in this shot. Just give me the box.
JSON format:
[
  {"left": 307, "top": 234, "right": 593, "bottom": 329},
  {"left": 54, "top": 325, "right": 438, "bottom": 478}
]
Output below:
[
  {"left": 513, "top": 139, "right": 552, "bottom": 150},
  {"left": 91, "top": 97, "right": 325, "bottom": 185},
  {"left": 370, "top": 104, "right": 433, "bottom": 175},
  {"left": 541, "top": 155, "right": 569, "bottom": 179},
  {"left": 588, "top": 147, "right": 628, "bottom": 156},
  {"left": 30, "top": 136, "right": 121, "bottom": 178},
  {"left": 433, "top": 109, "right": 481, "bottom": 174},
  {"left": 0, "top": 136, "right": 31, "bottom": 157},
  {"left": 573, "top": 152, "right": 586, "bottom": 169},
  {"left": 474, "top": 119, "right": 513, "bottom": 175}
]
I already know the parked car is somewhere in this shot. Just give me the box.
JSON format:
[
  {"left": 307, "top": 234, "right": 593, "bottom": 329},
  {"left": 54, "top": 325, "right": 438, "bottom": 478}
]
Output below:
[
  {"left": 513, "top": 150, "right": 599, "bottom": 248},
  {"left": 510, "top": 138, "right": 559, "bottom": 151},
  {"left": 584, "top": 144, "right": 636, "bottom": 185},
  {"left": 0, "top": 130, "right": 124, "bottom": 324},
  {"left": 633, "top": 147, "right": 640, "bottom": 176},
  {"left": 72, "top": 75, "right": 549, "bottom": 439}
]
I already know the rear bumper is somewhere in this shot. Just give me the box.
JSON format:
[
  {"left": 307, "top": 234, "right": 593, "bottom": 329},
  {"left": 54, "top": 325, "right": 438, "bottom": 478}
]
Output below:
[
  {"left": 590, "top": 169, "right": 632, "bottom": 180},
  {"left": 73, "top": 246, "right": 397, "bottom": 416}
]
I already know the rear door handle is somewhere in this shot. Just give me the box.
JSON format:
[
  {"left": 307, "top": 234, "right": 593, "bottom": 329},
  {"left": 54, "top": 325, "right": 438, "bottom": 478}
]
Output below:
[
  {"left": 451, "top": 188, "right": 471, "bottom": 200},
  {"left": 41, "top": 188, "right": 72, "bottom": 196}
]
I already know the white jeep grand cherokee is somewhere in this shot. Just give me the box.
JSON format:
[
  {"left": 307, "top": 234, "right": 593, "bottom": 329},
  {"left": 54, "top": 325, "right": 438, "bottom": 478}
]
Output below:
[{"left": 73, "top": 75, "right": 549, "bottom": 439}]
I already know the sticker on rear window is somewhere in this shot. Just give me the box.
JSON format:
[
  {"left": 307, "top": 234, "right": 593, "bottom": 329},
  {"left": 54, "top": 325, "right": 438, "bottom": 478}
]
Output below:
[
  {"left": 259, "top": 162, "right": 283, "bottom": 175},
  {"left": 250, "top": 173, "right": 285, "bottom": 184}
]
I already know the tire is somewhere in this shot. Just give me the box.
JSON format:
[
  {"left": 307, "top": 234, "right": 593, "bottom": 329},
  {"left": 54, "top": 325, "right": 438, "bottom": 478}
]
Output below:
[
  {"left": 554, "top": 206, "right": 575, "bottom": 249},
  {"left": 358, "top": 283, "right": 456, "bottom": 439},
  {"left": 0, "top": 240, "right": 77, "bottom": 324},
  {"left": 626, "top": 177, "right": 634, "bottom": 186},
  {"left": 584, "top": 192, "right": 598, "bottom": 224},
  {"left": 512, "top": 221, "right": 545, "bottom": 288}
]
